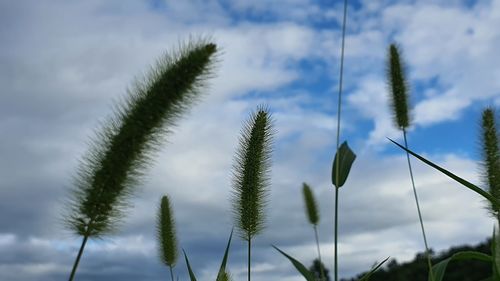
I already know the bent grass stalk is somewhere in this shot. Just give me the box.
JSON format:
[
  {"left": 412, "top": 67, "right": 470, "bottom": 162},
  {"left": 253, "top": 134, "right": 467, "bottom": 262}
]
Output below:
[
  {"left": 386, "top": 43, "right": 434, "bottom": 281},
  {"left": 64, "top": 41, "right": 217, "bottom": 281},
  {"left": 231, "top": 107, "right": 274, "bottom": 281}
]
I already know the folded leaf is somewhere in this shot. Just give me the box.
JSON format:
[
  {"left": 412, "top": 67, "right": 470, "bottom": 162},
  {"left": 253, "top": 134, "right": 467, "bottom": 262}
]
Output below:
[{"left": 332, "top": 141, "right": 356, "bottom": 188}]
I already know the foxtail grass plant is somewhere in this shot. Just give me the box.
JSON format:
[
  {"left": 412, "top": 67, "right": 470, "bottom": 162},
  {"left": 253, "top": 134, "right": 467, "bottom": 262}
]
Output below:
[
  {"left": 480, "top": 108, "right": 500, "bottom": 225},
  {"left": 231, "top": 106, "right": 274, "bottom": 281},
  {"left": 386, "top": 43, "right": 434, "bottom": 281},
  {"left": 64, "top": 41, "right": 217, "bottom": 281},
  {"left": 157, "top": 195, "right": 178, "bottom": 281},
  {"left": 302, "top": 183, "right": 325, "bottom": 281}
]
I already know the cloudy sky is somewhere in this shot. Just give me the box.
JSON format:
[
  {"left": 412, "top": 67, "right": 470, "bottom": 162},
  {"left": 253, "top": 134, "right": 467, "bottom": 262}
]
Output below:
[{"left": 2, "top": 0, "right": 500, "bottom": 280}]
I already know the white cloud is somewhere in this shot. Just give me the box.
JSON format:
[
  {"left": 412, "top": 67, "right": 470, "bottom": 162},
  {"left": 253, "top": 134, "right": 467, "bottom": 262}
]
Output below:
[{"left": 1, "top": 1, "right": 499, "bottom": 281}]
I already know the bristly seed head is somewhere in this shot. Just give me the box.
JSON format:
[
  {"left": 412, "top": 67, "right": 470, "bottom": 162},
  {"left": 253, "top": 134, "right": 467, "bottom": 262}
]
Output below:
[
  {"left": 387, "top": 43, "right": 411, "bottom": 130},
  {"left": 231, "top": 106, "right": 274, "bottom": 241},
  {"left": 302, "top": 183, "right": 319, "bottom": 226},
  {"left": 480, "top": 107, "right": 500, "bottom": 217},
  {"left": 157, "top": 195, "right": 178, "bottom": 267}
]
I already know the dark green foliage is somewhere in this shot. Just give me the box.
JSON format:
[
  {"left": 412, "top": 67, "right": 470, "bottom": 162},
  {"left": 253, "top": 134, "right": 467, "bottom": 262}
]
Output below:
[
  {"left": 231, "top": 107, "right": 274, "bottom": 240},
  {"left": 387, "top": 44, "right": 410, "bottom": 129},
  {"left": 302, "top": 183, "right": 319, "bottom": 225},
  {"left": 158, "top": 195, "right": 178, "bottom": 268},
  {"left": 309, "top": 259, "right": 331, "bottom": 281},
  {"left": 65, "top": 41, "right": 217, "bottom": 237},
  {"left": 480, "top": 108, "right": 500, "bottom": 217},
  {"left": 344, "top": 240, "right": 493, "bottom": 281},
  {"left": 331, "top": 141, "right": 356, "bottom": 188}
]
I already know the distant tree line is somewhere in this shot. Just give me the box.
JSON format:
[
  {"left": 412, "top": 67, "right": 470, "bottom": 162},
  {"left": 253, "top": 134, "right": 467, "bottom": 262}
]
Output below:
[{"left": 342, "top": 239, "right": 491, "bottom": 281}]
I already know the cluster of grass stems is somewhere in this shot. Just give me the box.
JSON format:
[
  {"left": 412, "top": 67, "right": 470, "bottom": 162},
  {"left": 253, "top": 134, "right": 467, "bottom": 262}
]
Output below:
[{"left": 62, "top": 5, "right": 500, "bottom": 281}]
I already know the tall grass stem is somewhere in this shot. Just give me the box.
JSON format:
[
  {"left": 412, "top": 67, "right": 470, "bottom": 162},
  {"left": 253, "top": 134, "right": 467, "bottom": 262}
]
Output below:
[
  {"left": 334, "top": 1, "right": 348, "bottom": 280},
  {"left": 403, "top": 130, "right": 434, "bottom": 281}
]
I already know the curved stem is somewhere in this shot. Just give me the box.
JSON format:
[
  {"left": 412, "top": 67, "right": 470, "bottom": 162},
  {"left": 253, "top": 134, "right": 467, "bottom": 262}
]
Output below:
[
  {"left": 313, "top": 225, "right": 325, "bottom": 281},
  {"left": 403, "top": 129, "right": 434, "bottom": 281},
  {"left": 68, "top": 235, "right": 89, "bottom": 281}
]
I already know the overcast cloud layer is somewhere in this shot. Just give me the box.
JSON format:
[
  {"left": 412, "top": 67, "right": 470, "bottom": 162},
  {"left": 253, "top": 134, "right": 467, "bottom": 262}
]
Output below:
[{"left": 1, "top": 0, "right": 499, "bottom": 280}]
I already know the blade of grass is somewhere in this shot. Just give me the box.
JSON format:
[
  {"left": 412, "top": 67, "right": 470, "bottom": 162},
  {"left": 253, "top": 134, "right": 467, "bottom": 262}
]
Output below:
[
  {"left": 216, "top": 229, "right": 234, "bottom": 281},
  {"left": 389, "top": 138, "right": 500, "bottom": 209},
  {"left": 358, "top": 257, "right": 390, "bottom": 281},
  {"left": 273, "top": 246, "right": 316, "bottom": 281},
  {"left": 182, "top": 249, "right": 197, "bottom": 281}
]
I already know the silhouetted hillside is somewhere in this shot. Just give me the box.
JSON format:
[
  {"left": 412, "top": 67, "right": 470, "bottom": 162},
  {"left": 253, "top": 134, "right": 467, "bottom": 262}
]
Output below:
[{"left": 343, "top": 239, "right": 491, "bottom": 281}]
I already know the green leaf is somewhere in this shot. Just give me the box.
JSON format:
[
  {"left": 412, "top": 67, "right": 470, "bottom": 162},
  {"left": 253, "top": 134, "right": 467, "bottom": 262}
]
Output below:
[
  {"left": 182, "top": 249, "right": 197, "bottom": 281},
  {"left": 273, "top": 246, "right": 316, "bottom": 281},
  {"left": 216, "top": 229, "right": 233, "bottom": 281},
  {"left": 429, "top": 251, "right": 492, "bottom": 281},
  {"left": 332, "top": 141, "right": 356, "bottom": 188},
  {"left": 358, "top": 257, "right": 389, "bottom": 281},
  {"left": 389, "top": 138, "right": 500, "bottom": 210}
]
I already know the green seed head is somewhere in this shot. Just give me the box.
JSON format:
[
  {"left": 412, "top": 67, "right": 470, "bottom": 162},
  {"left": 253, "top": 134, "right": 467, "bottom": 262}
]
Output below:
[
  {"left": 231, "top": 106, "right": 274, "bottom": 241},
  {"left": 302, "top": 183, "right": 319, "bottom": 225},
  {"left": 480, "top": 107, "right": 500, "bottom": 215},
  {"left": 158, "top": 195, "right": 178, "bottom": 267},
  {"left": 387, "top": 43, "right": 411, "bottom": 130}
]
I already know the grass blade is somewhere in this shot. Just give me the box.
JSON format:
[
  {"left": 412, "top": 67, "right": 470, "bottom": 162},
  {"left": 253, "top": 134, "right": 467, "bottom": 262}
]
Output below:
[
  {"left": 183, "top": 249, "right": 198, "bottom": 281},
  {"left": 216, "top": 229, "right": 234, "bottom": 281},
  {"left": 389, "top": 138, "right": 500, "bottom": 210},
  {"left": 358, "top": 257, "right": 390, "bottom": 281},
  {"left": 273, "top": 246, "right": 316, "bottom": 281}
]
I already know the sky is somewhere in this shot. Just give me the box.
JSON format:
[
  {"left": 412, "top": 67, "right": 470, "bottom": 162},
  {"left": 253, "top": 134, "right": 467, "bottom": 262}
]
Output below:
[{"left": 1, "top": 0, "right": 500, "bottom": 280}]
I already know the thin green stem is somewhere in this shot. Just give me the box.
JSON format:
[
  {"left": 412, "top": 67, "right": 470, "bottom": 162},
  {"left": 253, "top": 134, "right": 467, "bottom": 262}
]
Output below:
[
  {"left": 334, "top": 187, "right": 339, "bottom": 281},
  {"left": 248, "top": 237, "right": 251, "bottom": 281},
  {"left": 169, "top": 265, "right": 174, "bottom": 281},
  {"left": 403, "top": 130, "right": 434, "bottom": 281},
  {"left": 68, "top": 235, "right": 89, "bottom": 281},
  {"left": 313, "top": 225, "right": 325, "bottom": 281},
  {"left": 334, "top": 1, "right": 348, "bottom": 281}
]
